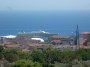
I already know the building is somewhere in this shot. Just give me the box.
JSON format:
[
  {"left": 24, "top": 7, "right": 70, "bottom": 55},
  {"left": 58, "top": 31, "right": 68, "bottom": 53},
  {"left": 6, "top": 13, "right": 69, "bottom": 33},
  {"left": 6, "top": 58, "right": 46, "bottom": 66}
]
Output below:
[
  {"left": 27, "top": 43, "right": 51, "bottom": 50},
  {"left": 31, "top": 38, "right": 44, "bottom": 42},
  {"left": 51, "top": 40, "right": 62, "bottom": 45},
  {"left": 0, "top": 35, "right": 17, "bottom": 44},
  {"left": 4, "top": 43, "right": 20, "bottom": 48},
  {"left": 80, "top": 32, "right": 90, "bottom": 39},
  {"left": 79, "top": 32, "right": 90, "bottom": 48},
  {"left": 49, "top": 35, "right": 74, "bottom": 45},
  {"left": 49, "top": 35, "right": 70, "bottom": 40}
]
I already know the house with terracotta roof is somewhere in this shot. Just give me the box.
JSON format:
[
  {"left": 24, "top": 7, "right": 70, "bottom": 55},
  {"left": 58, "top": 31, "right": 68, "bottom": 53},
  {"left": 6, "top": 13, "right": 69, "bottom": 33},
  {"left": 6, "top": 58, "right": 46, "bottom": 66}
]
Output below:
[
  {"left": 4, "top": 43, "right": 20, "bottom": 48},
  {"left": 49, "top": 35, "right": 70, "bottom": 40},
  {"left": 80, "top": 32, "right": 90, "bottom": 39},
  {"left": 27, "top": 43, "right": 51, "bottom": 50},
  {"left": 79, "top": 32, "right": 90, "bottom": 48},
  {"left": 49, "top": 35, "right": 74, "bottom": 45},
  {"left": 51, "top": 40, "right": 62, "bottom": 45}
]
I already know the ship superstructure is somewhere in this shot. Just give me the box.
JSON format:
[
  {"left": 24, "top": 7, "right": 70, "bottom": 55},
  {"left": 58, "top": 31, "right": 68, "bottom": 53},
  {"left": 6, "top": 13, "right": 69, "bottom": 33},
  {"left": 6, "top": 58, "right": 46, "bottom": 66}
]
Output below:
[{"left": 17, "top": 30, "right": 58, "bottom": 38}]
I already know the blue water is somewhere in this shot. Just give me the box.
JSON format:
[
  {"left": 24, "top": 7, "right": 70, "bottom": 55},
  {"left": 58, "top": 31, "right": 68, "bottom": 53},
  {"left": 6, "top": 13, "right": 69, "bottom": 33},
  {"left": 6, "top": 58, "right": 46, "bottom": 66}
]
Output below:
[{"left": 0, "top": 11, "right": 90, "bottom": 36}]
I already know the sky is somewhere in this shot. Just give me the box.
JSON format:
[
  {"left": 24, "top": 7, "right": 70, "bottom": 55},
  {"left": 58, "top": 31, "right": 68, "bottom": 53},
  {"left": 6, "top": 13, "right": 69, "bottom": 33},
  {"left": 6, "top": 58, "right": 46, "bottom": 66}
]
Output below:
[{"left": 0, "top": 0, "right": 90, "bottom": 11}]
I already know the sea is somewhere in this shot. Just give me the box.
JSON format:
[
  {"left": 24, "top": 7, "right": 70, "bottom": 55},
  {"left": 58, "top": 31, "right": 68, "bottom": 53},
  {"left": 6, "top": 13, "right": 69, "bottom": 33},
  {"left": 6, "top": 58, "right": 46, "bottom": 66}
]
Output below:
[{"left": 0, "top": 11, "right": 90, "bottom": 36}]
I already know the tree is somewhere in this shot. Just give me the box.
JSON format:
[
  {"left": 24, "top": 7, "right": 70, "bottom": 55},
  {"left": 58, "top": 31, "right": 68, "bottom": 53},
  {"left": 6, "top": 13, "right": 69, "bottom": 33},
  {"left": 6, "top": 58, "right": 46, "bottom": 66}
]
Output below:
[
  {"left": 3, "top": 48, "right": 20, "bottom": 62},
  {"left": 11, "top": 59, "right": 42, "bottom": 67},
  {"left": 0, "top": 45, "right": 4, "bottom": 60},
  {"left": 19, "top": 51, "right": 31, "bottom": 60},
  {"left": 31, "top": 49, "right": 45, "bottom": 63},
  {"left": 76, "top": 48, "right": 90, "bottom": 60},
  {"left": 59, "top": 50, "right": 76, "bottom": 63},
  {"left": 43, "top": 47, "right": 60, "bottom": 64},
  {"left": 0, "top": 45, "right": 4, "bottom": 53}
]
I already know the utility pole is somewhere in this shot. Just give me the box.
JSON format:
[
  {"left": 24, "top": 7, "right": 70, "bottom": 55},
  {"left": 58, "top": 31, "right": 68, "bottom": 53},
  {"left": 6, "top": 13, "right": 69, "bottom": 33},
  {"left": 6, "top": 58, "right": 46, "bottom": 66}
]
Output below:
[{"left": 76, "top": 25, "right": 80, "bottom": 49}]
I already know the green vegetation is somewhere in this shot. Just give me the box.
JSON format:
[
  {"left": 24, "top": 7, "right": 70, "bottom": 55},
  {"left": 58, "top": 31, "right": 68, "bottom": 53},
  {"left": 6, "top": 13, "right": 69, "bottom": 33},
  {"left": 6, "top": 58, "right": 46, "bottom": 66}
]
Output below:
[
  {"left": 86, "top": 38, "right": 90, "bottom": 42},
  {"left": 12, "top": 60, "right": 42, "bottom": 67},
  {"left": 0, "top": 46, "right": 90, "bottom": 67},
  {"left": 44, "top": 40, "right": 52, "bottom": 44}
]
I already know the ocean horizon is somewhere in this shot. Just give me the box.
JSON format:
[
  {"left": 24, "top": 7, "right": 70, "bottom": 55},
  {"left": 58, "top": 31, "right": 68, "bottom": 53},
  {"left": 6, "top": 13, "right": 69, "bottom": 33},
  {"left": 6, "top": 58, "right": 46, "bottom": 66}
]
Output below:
[{"left": 0, "top": 11, "right": 90, "bottom": 36}]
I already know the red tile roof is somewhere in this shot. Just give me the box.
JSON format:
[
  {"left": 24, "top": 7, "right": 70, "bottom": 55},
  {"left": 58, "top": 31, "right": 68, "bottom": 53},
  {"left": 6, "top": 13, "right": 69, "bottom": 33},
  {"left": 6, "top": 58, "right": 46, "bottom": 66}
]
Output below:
[
  {"left": 81, "top": 32, "right": 90, "bottom": 34},
  {"left": 28, "top": 43, "right": 50, "bottom": 47},
  {"left": 4, "top": 44, "right": 20, "bottom": 48},
  {"left": 52, "top": 40, "right": 62, "bottom": 43},
  {"left": 49, "top": 35, "right": 70, "bottom": 39}
]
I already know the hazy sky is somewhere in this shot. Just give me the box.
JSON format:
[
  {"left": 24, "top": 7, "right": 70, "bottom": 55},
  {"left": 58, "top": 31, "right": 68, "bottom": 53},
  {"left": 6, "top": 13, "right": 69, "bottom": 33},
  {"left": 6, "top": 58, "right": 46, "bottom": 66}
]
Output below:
[{"left": 0, "top": 0, "right": 90, "bottom": 11}]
